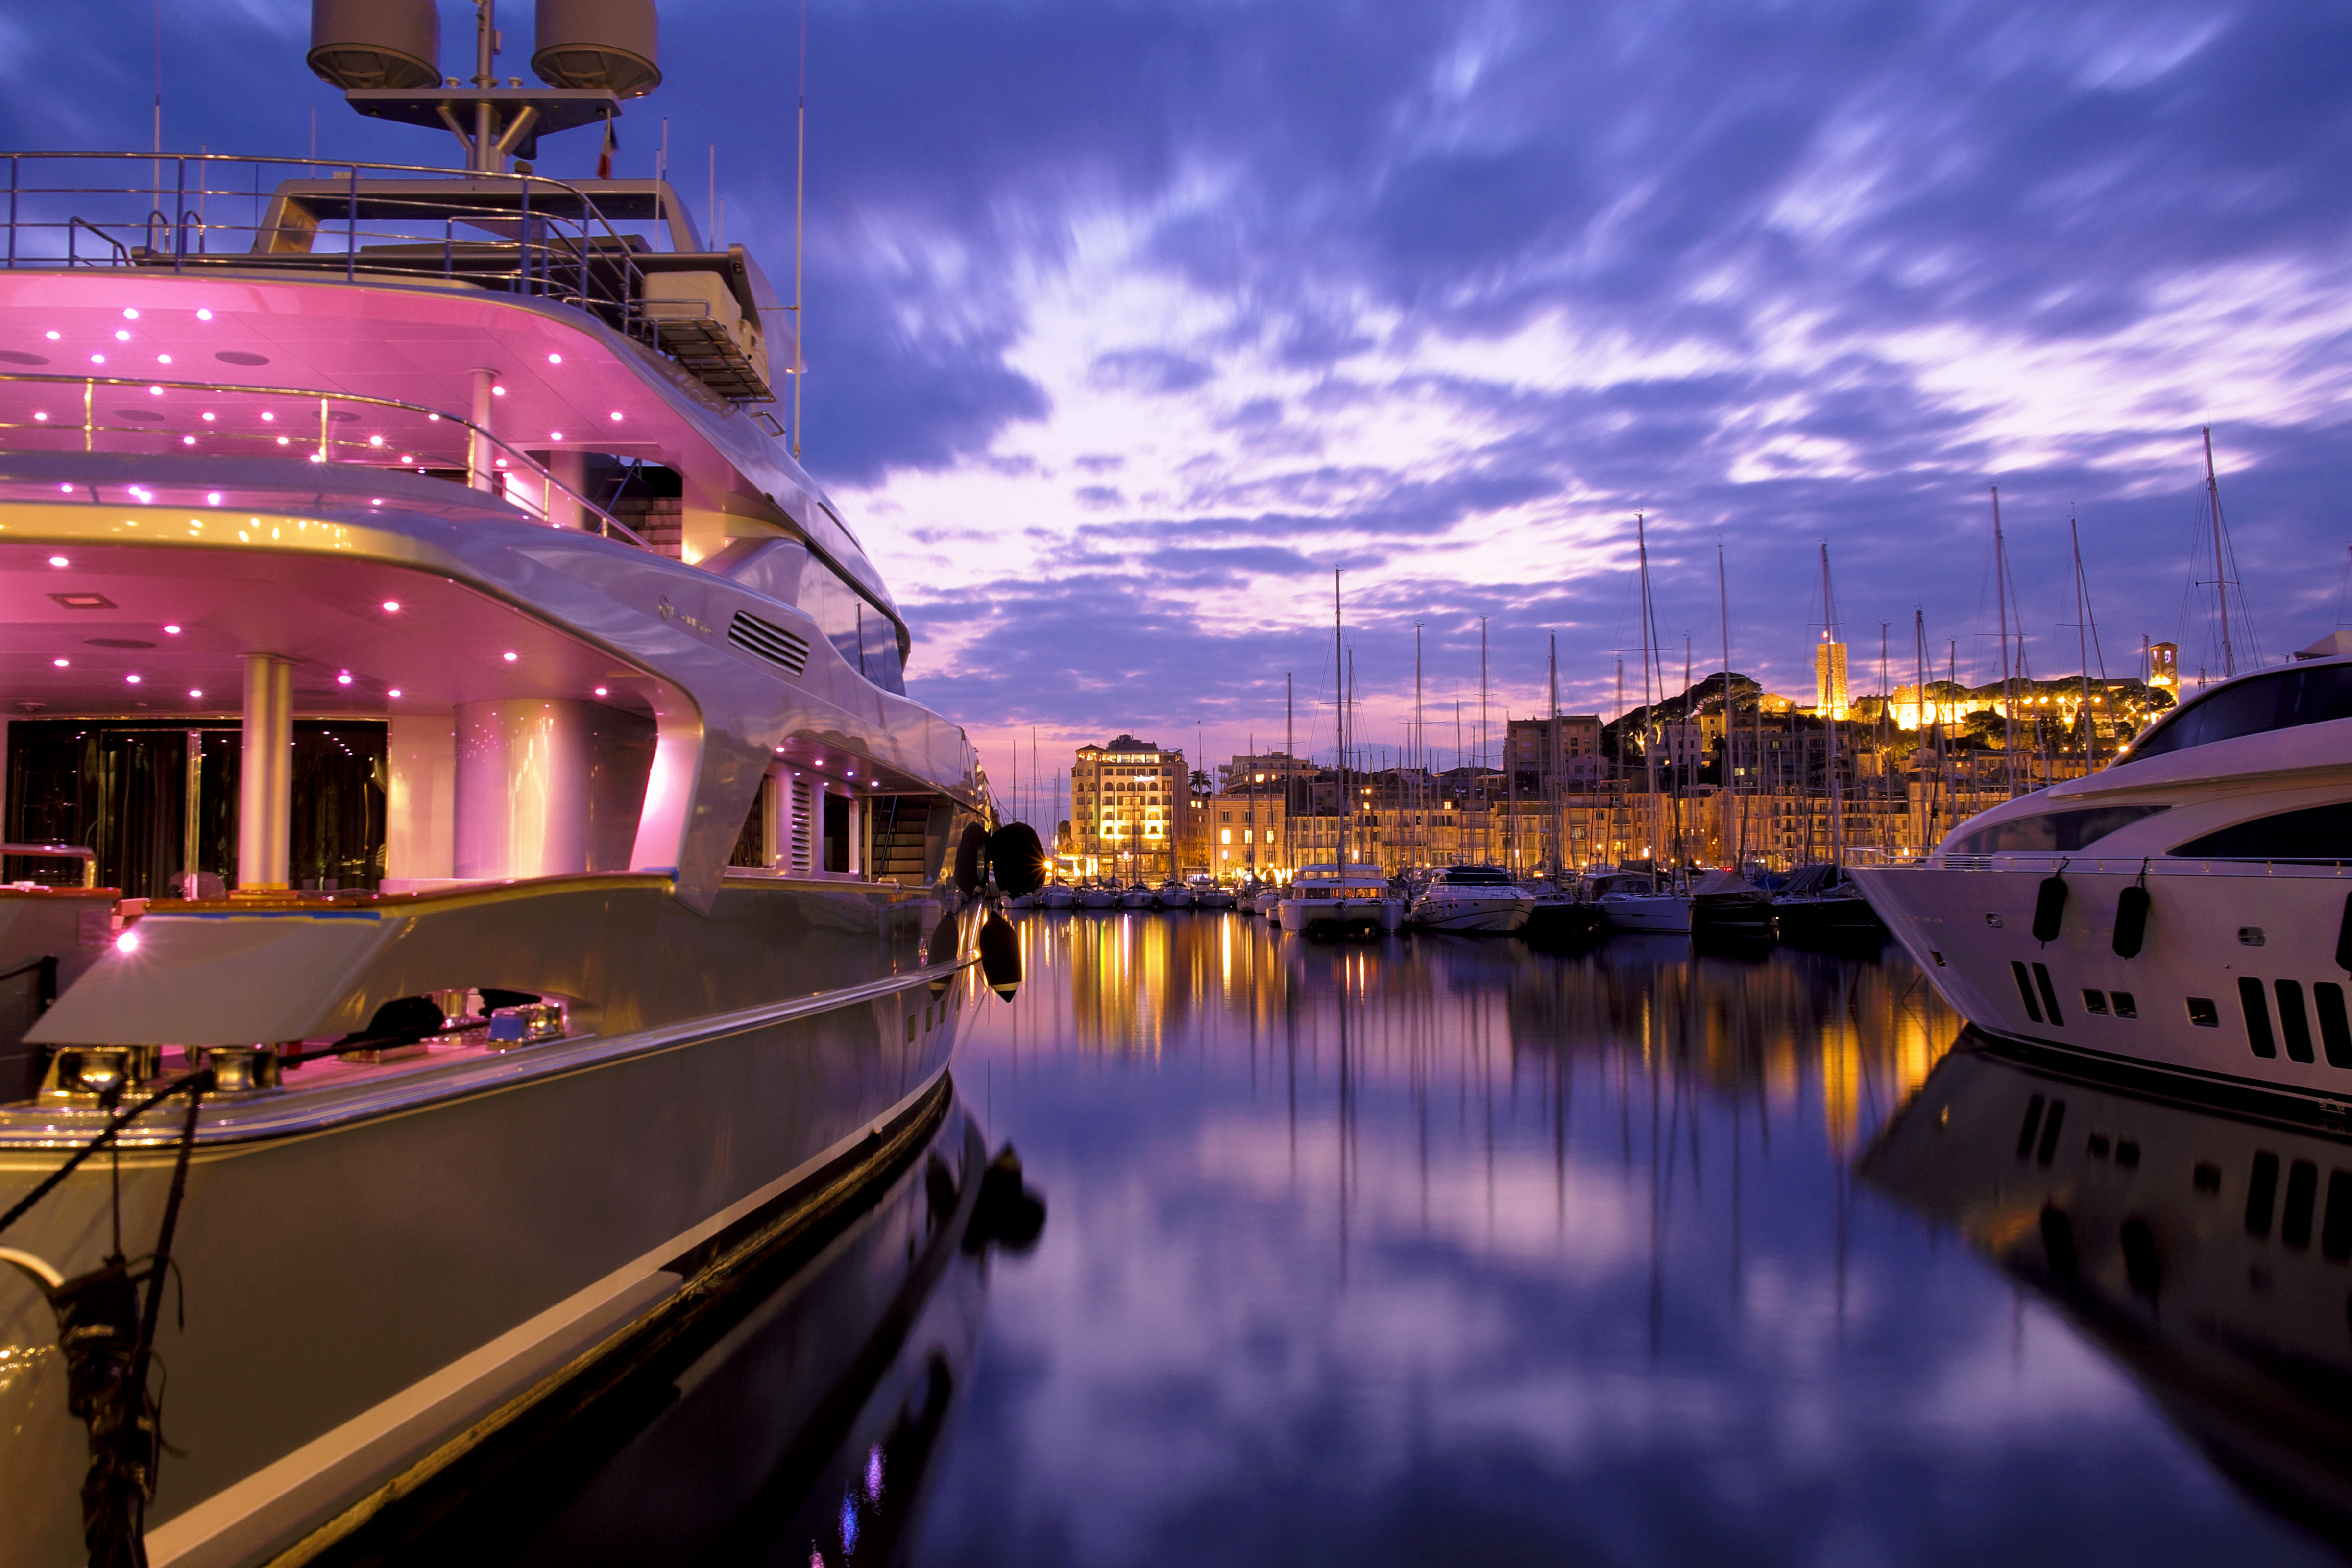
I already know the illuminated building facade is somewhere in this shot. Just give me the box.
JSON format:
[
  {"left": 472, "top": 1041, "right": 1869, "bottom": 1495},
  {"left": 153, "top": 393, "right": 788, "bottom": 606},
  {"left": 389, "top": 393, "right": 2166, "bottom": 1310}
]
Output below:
[
  {"left": 1070, "top": 735, "right": 1186, "bottom": 879},
  {"left": 1813, "top": 639, "right": 1849, "bottom": 718}
]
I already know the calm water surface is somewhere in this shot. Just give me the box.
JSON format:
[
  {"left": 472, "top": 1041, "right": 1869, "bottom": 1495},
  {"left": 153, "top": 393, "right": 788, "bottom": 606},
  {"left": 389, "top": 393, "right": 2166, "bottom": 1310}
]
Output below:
[
  {"left": 409, "top": 914, "right": 2352, "bottom": 1566},
  {"left": 911, "top": 915, "right": 2342, "bottom": 1567}
]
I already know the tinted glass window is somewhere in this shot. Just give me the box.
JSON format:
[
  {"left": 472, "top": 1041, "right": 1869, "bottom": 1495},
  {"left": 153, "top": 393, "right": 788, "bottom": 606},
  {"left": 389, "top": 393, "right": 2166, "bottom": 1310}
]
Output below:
[
  {"left": 798, "top": 560, "right": 908, "bottom": 696},
  {"left": 2170, "top": 802, "right": 2352, "bottom": 861},
  {"left": 1947, "top": 804, "right": 2171, "bottom": 855},
  {"left": 2124, "top": 664, "right": 2352, "bottom": 762}
]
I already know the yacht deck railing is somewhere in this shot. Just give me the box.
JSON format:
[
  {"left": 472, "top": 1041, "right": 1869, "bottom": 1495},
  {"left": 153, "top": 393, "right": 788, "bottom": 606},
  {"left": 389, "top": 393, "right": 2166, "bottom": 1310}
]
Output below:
[{"left": 0, "top": 370, "right": 651, "bottom": 548}]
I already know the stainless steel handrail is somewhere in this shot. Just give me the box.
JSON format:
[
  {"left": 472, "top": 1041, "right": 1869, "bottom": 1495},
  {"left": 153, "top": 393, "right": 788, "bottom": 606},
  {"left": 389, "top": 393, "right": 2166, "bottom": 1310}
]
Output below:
[
  {"left": 0, "top": 844, "right": 97, "bottom": 888},
  {"left": 0, "top": 370, "right": 652, "bottom": 549}
]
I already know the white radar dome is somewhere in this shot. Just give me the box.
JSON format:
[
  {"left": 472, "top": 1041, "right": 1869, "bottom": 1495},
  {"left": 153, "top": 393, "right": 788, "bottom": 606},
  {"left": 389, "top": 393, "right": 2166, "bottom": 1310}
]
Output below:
[
  {"left": 532, "top": 0, "right": 662, "bottom": 98},
  {"left": 307, "top": 0, "right": 442, "bottom": 90}
]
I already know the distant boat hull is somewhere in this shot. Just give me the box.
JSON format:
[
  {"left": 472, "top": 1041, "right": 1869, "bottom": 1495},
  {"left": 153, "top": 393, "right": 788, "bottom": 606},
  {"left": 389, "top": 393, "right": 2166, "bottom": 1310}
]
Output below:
[{"left": 1601, "top": 893, "right": 1693, "bottom": 934}]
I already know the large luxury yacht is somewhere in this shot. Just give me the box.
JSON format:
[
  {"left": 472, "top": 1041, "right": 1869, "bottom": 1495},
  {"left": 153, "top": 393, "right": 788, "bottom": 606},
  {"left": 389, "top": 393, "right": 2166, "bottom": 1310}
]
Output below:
[
  {"left": 0, "top": 4, "right": 1020, "bottom": 1564},
  {"left": 1850, "top": 637, "right": 2352, "bottom": 1113}
]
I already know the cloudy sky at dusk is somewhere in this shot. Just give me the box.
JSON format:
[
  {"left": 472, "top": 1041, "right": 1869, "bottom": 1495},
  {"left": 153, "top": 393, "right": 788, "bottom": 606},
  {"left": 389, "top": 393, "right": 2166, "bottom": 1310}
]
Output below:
[{"left": 15, "top": 0, "right": 2352, "bottom": 809}]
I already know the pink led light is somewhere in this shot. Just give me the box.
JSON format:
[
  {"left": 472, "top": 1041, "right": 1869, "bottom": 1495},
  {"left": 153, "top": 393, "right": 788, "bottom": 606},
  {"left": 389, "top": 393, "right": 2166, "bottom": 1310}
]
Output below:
[
  {"left": 32, "top": 411, "right": 47, "bottom": 421},
  {"left": 195, "top": 308, "right": 212, "bottom": 321},
  {"left": 388, "top": 688, "right": 402, "bottom": 698},
  {"left": 549, "top": 431, "right": 563, "bottom": 440},
  {"left": 368, "top": 434, "right": 383, "bottom": 447},
  {"left": 115, "top": 929, "right": 140, "bottom": 954},
  {"left": 502, "top": 651, "right": 519, "bottom": 662},
  {"left": 43, "top": 330, "right": 58, "bottom": 340},
  {"left": 156, "top": 354, "right": 171, "bottom": 365},
  {"left": 124, "top": 674, "right": 141, "bottom": 685},
  {"left": 47, "top": 555, "right": 67, "bottom": 567},
  {"left": 337, "top": 672, "right": 353, "bottom": 685},
  {"left": 397, "top": 454, "right": 411, "bottom": 463},
  {"left": 56, "top": 483, "right": 69, "bottom": 493},
  {"left": 121, "top": 308, "right": 139, "bottom": 320},
  {"left": 201, "top": 412, "right": 215, "bottom": 421},
  {"left": 609, "top": 411, "right": 623, "bottom": 421},
  {"left": 491, "top": 386, "right": 506, "bottom": 397},
  {"left": 204, "top": 492, "right": 220, "bottom": 505},
  {"left": 51, "top": 657, "right": 67, "bottom": 668},
  {"left": 276, "top": 435, "right": 290, "bottom": 445},
  {"left": 89, "top": 354, "right": 104, "bottom": 365},
  {"left": 187, "top": 688, "right": 202, "bottom": 698},
  {"left": 547, "top": 353, "right": 562, "bottom": 365},
  {"left": 148, "top": 386, "right": 163, "bottom": 396},
  {"left": 162, "top": 624, "right": 181, "bottom": 634},
  {"left": 182, "top": 435, "right": 195, "bottom": 446},
  {"left": 594, "top": 685, "right": 609, "bottom": 696},
  {"left": 382, "top": 600, "right": 400, "bottom": 612},
  {"left": 260, "top": 411, "right": 274, "bottom": 422},
  {"left": 114, "top": 329, "right": 130, "bottom": 342}
]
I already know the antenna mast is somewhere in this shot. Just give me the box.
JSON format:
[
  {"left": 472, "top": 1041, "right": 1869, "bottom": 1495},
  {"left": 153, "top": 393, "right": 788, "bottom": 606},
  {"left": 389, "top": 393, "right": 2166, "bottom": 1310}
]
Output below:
[
  {"left": 792, "top": 0, "right": 807, "bottom": 458},
  {"left": 2205, "top": 426, "right": 2236, "bottom": 679}
]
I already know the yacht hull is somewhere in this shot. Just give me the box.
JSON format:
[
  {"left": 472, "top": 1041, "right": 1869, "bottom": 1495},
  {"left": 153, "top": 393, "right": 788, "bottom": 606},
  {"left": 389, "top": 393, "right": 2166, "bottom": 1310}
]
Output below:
[
  {"left": 1600, "top": 893, "right": 1693, "bottom": 934},
  {"left": 1853, "top": 861, "right": 2352, "bottom": 1105},
  {"left": 1278, "top": 898, "right": 1404, "bottom": 936},
  {"left": 1407, "top": 895, "right": 1531, "bottom": 933},
  {"left": 0, "top": 882, "right": 971, "bottom": 1568}
]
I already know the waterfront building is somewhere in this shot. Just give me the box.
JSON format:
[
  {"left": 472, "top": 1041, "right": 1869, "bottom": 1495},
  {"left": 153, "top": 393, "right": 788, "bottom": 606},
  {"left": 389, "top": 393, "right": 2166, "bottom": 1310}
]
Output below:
[
  {"left": 1215, "top": 751, "right": 1318, "bottom": 793},
  {"left": 1503, "top": 716, "right": 1607, "bottom": 789},
  {"left": 1070, "top": 735, "right": 1186, "bottom": 879},
  {"left": 2149, "top": 641, "right": 2179, "bottom": 694},
  {"left": 1206, "top": 792, "right": 1290, "bottom": 877}
]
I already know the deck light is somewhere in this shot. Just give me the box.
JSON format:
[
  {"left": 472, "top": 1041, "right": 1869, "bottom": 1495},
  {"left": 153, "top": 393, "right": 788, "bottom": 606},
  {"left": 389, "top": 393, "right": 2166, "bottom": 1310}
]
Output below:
[
  {"left": 51, "top": 657, "right": 67, "bottom": 667},
  {"left": 261, "top": 412, "right": 274, "bottom": 422},
  {"left": 549, "top": 431, "right": 562, "bottom": 440},
  {"left": 195, "top": 309, "right": 212, "bottom": 321},
  {"left": 502, "top": 651, "right": 518, "bottom": 662},
  {"left": 33, "top": 412, "right": 46, "bottom": 421},
  {"left": 492, "top": 386, "right": 506, "bottom": 397},
  {"left": 337, "top": 672, "right": 353, "bottom": 685},
  {"left": 609, "top": 411, "right": 623, "bottom": 421},
  {"left": 594, "top": 686, "right": 608, "bottom": 696},
  {"left": 90, "top": 354, "right": 104, "bottom": 364},
  {"left": 397, "top": 454, "right": 411, "bottom": 463},
  {"left": 124, "top": 674, "right": 140, "bottom": 685},
  {"left": 163, "top": 624, "right": 181, "bottom": 634},
  {"left": 388, "top": 688, "right": 402, "bottom": 698},
  {"left": 149, "top": 386, "right": 163, "bottom": 396},
  {"left": 56, "top": 483, "right": 69, "bottom": 493},
  {"left": 548, "top": 353, "right": 562, "bottom": 365},
  {"left": 308, "top": 452, "right": 325, "bottom": 463},
  {"left": 44, "top": 330, "right": 58, "bottom": 340},
  {"left": 382, "top": 600, "right": 400, "bottom": 612},
  {"left": 276, "top": 436, "right": 290, "bottom": 445},
  {"left": 114, "top": 330, "right": 130, "bottom": 342},
  {"left": 157, "top": 355, "right": 171, "bottom": 365},
  {"left": 122, "top": 308, "right": 138, "bottom": 320},
  {"left": 368, "top": 435, "right": 383, "bottom": 446},
  {"left": 201, "top": 412, "right": 215, "bottom": 421},
  {"left": 187, "top": 689, "right": 201, "bottom": 698},
  {"left": 116, "top": 930, "right": 139, "bottom": 953},
  {"left": 47, "top": 555, "right": 67, "bottom": 566},
  {"left": 205, "top": 492, "right": 220, "bottom": 504},
  {"left": 182, "top": 436, "right": 195, "bottom": 446}
]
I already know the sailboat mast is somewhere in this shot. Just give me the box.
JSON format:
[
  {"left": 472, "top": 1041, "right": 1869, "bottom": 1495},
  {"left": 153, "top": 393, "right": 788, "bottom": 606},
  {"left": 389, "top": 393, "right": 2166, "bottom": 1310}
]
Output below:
[
  {"left": 1333, "top": 570, "right": 1344, "bottom": 868},
  {"left": 1478, "top": 615, "right": 1490, "bottom": 865},
  {"left": 2071, "top": 517, "right": 2097, "bottom": 772},
  {"left": 1820, "top": 543, "right": 1844, "bottom": 865},
  {"left": 1285, "top": 671, "right": 1294, "bottom": 875},
  {"left": 1548, "top": 633, "right": 1562, "bottom": 876},
  {"left": 1992, "top": 486, "right": 2017, "bottom": 798},
  {"left": 1720, "top": 543, "right": 1739, "bottom": 870},
  {"left": 1636, "top": 515, "right": 1659, "bottom": 865},
  {"left": 2205, "top": 426, "right": 2236, "bottom": 679}
]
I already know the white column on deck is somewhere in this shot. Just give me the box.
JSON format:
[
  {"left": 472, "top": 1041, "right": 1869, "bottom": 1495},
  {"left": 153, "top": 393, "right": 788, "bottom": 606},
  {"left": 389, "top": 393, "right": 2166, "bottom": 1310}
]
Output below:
[
  {"left": 236, "top": 654, "right": 295, "bottom": 891},
  {"left": 469, "top": 367, "right": 498, "bottom": 493}
]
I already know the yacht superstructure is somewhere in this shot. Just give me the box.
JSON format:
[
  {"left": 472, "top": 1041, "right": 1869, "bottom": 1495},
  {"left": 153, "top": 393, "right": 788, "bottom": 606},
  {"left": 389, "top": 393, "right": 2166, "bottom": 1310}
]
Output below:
[
  {"left": 1851, "top": 644, "right": 2352, "bottom": 1110},
  {"left": 0, "top": 6, "right": 1014, "bottom": 1564}
]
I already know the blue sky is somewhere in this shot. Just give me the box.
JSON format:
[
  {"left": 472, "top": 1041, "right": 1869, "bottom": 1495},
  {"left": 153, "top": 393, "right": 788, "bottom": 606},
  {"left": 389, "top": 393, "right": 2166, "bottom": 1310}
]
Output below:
[{"left": 18, "top": 0, "right": 2352, "bottom": 798}]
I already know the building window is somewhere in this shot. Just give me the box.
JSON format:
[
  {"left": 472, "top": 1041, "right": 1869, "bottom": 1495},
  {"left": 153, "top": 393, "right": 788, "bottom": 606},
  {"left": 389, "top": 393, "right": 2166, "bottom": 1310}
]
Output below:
[{"left": 1220, "top": 829, "right": 1232, "bottom": 844}]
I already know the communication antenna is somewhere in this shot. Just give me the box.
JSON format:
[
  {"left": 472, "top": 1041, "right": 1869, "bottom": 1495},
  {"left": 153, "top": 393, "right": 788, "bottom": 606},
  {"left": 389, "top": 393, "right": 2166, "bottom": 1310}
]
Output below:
[{"left": 793, "top": 0, "right": 807, "bottom": 458}]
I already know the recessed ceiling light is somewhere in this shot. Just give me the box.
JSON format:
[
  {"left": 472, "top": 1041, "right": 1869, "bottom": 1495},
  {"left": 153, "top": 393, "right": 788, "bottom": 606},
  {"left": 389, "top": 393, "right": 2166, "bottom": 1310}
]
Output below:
[
  {"left": 502, "top": 651, "right": 518, "bottom": 662},
  {"left": 337, "top": 672, "right": 353, "bottom": 685},
  {"left": 549, "top": 431, "right": 563, "bottom": 440},
  {"left": 608, "top": 411, "right": 623, "bottom": 421},
  {"left": 148, "top": 386, "right": 163, "bottom": 396},
  {"left": 201, "top": 412, "right": 215, "bottom": 422},
  {"left": 51, "top": 657, "right": 67, "bottom": 668},
  {"left": 157, "top": 354, "right": 171, "bottom": 365},
  {"left": 116, "top": 929, "right": 139, "bottom": 953},
  {"left": 548, "top": 353, "right": 562, "bottom": 365},
  {"left": 124, "top": 674, "right": 141, "bottom": 685},
  {"left": 382, "top": 600, "right": 400, "bottom": 612},
  {"left": 122, "top": 308, "right": 138, "bottom": 320},
  {"left": 260, "top": 411, "right": 274, "bottom": 422},
  {"left": 32, "top": 412, "right": 47, "bottom": 421},
  {"left": 162, "top": 624, "right": 181, "bottom": 634},
  {"left": 90, "top": 354, "right": 104, "bottom": 364},
  {"left": 182, "top": 435, "right": 195, "bottom": 446},
  {"left": 44, "top": 330, "right": 59, "bottom": 340},
  {"left": 593, "top": 685, "right": 608, "bottom": 696},
  {"left": 114, "top": 330, "right": 130, "bottom": 342},
  {"left": 492, "top": 386, "right": 506, "bottom": 397},
  {"left": 388, "top": 688, "right": 402, "bottom": 698},
  {"left": 205, "top": 492, "right": 220, "bottom": 504},
  {"left": 195, "top": 308, "right": 212, "bottom": 321},
  {"left": 47, "top": 555, "right": 67, "bottom": 567},
  {"left": 188, "top": 688, "right": 202, "bottom": 698}
]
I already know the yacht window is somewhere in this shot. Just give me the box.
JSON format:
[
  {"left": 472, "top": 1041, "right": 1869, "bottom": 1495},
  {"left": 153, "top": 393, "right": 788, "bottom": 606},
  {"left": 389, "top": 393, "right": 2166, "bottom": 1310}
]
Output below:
[
  {"left": 799, "top": 560, "right": 908, "bottom": 696},
  {"left": 2170, "top": 802, "right": 2352, "bottom": 862},
  {"left": 2122, "top": 664, "right": 2352, "bottom": 763},
  {"left": 1946, "top": 804, "right": 2171, "bottom": 856}
]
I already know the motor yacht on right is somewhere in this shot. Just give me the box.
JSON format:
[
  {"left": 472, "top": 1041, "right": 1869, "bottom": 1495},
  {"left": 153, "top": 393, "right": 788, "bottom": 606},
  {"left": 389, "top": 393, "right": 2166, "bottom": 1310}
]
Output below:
[
  {"left": 1407, "top": 865, "right": 1532, "bottom": 933},
  {"left": 1849, "top": 639, "right": 2352, "bottom": 1108}
]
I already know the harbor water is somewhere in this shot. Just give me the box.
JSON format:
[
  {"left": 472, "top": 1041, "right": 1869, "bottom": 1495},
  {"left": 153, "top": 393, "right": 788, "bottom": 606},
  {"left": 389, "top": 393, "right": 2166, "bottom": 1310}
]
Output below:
[{"left": 416, "top": 914, "right": 2349, "bottom": 1566}]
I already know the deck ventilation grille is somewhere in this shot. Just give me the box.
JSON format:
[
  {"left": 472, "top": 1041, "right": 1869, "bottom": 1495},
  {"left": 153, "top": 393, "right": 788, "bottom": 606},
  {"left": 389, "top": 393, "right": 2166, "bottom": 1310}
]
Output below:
[{"left": 728, "top": 610, "right": 810, "bottom": 675}]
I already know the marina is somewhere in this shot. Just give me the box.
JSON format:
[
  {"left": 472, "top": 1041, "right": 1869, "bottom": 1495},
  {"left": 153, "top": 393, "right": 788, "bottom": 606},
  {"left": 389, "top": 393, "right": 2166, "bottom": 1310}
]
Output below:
[{"left": 0, "top": 0, "right": 2346, "bottom": 1563}]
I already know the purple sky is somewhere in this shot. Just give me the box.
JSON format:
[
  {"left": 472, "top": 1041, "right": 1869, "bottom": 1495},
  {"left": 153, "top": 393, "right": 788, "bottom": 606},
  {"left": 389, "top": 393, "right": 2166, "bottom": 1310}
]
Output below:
[{"left": 18, "top": 1, "right": 2352, "bottom": 806}]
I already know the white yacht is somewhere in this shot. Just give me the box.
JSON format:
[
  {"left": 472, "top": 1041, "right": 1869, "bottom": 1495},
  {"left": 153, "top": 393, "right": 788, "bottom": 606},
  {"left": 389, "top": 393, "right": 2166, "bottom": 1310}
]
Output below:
[
  {"left": 1406, "top": 864, "right": 1532, "bottom": 933},
  {"left": 1592, "top": 869, "right": 1693, "bottom": 934},
  {"left": 1277, "top": 862, "right": 1402, "bottom": 937},
  {"left": 0, "top": 7, "right": 1017, "bottom": 1565},
  {"left": 1850, "top": 637, "right": 2352, "bottom": 1105}
]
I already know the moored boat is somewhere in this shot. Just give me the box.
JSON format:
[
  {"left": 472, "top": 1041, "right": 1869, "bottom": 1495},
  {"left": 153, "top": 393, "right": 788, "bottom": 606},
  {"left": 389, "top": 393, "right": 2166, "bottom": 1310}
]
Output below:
[
  {"left": 1277, "top": 863, "right": 1402, "bottom": 938},
  {"left": 0, "top": 10, "right": 1007, "bottom": 1565},
  {"left": 1689, "top": 867, "right": 1775, "bottom": 942},
  {"left": 1406, "top": 865, "right": 1532, "bottom": 933}
]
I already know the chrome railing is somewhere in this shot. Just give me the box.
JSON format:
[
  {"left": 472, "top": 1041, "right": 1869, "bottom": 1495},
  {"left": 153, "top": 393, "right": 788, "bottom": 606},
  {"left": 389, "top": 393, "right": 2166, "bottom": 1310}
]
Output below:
[
  {"left": 0, "top": 371, "right": 650, "bottom": 548},
  {"left": 2, "top": 151, "right": 667, "bottom": 347}
]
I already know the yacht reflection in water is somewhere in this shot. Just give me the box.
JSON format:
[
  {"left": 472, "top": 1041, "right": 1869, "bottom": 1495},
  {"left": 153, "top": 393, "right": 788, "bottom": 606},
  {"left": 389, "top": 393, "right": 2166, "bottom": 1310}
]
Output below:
[
  {"left": 366, "top": 1095, "right": 1043, "bottom": 1568},
  {"left": 1867, "top": 1048, "right": 2352, "bottom": 1550}
]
